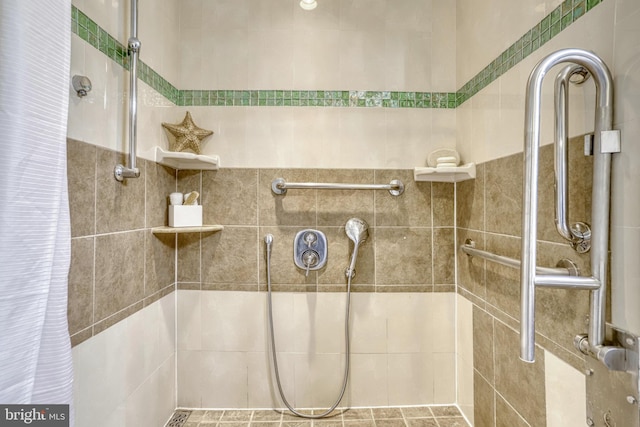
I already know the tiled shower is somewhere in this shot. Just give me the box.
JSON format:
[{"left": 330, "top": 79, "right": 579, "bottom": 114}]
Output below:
[{"left": 66, "top": 0, "right": 640, "bottom": 426}]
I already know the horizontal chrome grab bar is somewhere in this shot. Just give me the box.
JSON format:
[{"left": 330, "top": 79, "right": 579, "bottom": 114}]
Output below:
[
  {"left": 534, "top": 274, "right": 600, "bottom": 290},
  {"left": 461, "top": 239, "right": 578, "bottom": 276},
  {"left": 271, "top": 178, "right": 404, "bottom": 196}
]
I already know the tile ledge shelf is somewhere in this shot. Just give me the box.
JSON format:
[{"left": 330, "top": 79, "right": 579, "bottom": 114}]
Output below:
[
  {"left": 153, "top": 146, "right": 220, "bottom": 170},
  {"left": 414, "top": 163, "right": 476, "bottom": 183},
  {"left": 151, "top": 225, "right": 224, "bottom": 234}
]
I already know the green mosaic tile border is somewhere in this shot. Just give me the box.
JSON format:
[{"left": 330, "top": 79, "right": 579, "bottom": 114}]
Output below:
[
  {"left": 73, "top": 0, "right": 603, "bottom": 109},
  {"left": 456, "top": 0, "right": 602, "bottom": 106},
  {"left": 178, "top": 90, "right": 456, "bottom": 108},
  {"left": 72, "top": 6, "right": 179, "bottom": 103}
]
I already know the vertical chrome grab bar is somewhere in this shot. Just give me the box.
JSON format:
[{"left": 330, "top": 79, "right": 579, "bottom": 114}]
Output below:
[
  {"left": 114, "top": 0, "right": 141, "bottom": 182},
  {"left": 554, "top": 65, "right": 591, "bottom": 250},
  {"left": 522, "top": 48, "right": 615, "bottom": 362}
]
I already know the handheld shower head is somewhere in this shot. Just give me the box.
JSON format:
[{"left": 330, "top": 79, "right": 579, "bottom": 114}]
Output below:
[
  {"left": 345, "top": 218, "right": 369, "bottom": 279},
  {"left": 345, "top": 218, "right": 369, "bottom": 246}
]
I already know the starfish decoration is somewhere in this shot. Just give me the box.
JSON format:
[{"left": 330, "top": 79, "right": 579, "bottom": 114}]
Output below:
[{"left": 161, "top": 111, "right": 213, "bottom": 154}]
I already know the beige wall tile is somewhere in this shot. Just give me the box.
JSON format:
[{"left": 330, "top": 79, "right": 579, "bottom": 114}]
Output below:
[
  {"left": 545, "top": 351, "right": 586, "bottom": 427},
  {"left": 375, "top": 170, "right": 431, "bottom": 227},
  {"left": 145, "top": 230, "right": 175, "bottom": 296},
  {"left": 202, "top": 169, "right": 258, "bottom": 226},
  {"left": 473, "top": 371, "right": 495, "bottom": 427},
  {"left": 375, "top": 227, "right": 432, "bottom": 286},
  {"left": 68, "top": 237, "right": 94, "bottom": 335},
  {"left": 433, "top": 228, "right": 455, "bottom": 284},
  {"left": 201, "top": 226, "right": 258, "bottom": 285},
  {"left": 495, "top": 394, "right": 529, "bottom": 427},
  {"left": 94, "top": 231, "right": 145, "bottom": 322},
  {"left": 95, "top": 148, "right": 146, "bottom": 234},
  {"left": 316, "top": 169, "right": 375, "bottom": 227},
  {"left": 456, "top": 163, "right": 484, "bottom": 232},
  {"left": 472, "top": 306, "right": 494, "bottom": 386},
  {"left": 259, "top": 169, "right": 318, "bottom": 227},
  {"left": 177, "top": 233, "right": 201, "bottom": 285},
  {"left": 484, "top": 153, "right": 522, "bottom": 238},
  {"left": 494, "top": 321, "right": 546, "bottom": 426},
  {"left": 145, "top": 162, "right": 176, "bottom": 228},
  {"left": 67, "top": 138, "right": 96, "bottom": 237}
]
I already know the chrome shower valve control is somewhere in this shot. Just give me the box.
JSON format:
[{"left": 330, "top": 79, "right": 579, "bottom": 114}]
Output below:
[{"left": 294, "top": 229, "right": 327, "bottom": 275}]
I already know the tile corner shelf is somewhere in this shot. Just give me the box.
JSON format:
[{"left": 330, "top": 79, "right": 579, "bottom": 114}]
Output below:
[
  {"left": 151, "top": 225, "right": 224, "bottom": 234},
  {"left": 413, "top": 163, "right": 476, "bottom": 183},
  {"left": 154, "top": 146, "right": 220, "bottom": 170}
]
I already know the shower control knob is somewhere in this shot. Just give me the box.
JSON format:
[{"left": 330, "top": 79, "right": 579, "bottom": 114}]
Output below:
[
  {"left": 304, "top": 232, "right": 317, "bottom": 247},
  {"left": 302, "top": 250, "right": 319, "bottom": 277},
  {"left": 293, "top": 229, "right": 328, "bottom": 274}
]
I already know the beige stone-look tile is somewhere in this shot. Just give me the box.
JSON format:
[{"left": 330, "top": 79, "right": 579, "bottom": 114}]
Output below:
[
  {"left": 401, "top": 406, "right": 433, "bottom": 418},
  {"left": 433, "top": 228, "right": 455, "bottom": 284},
  {"left": 202, "top": 410, "right": 225, "bottom": 422},
  {"left": 494, "top": 321, "right": 546, "bottom": 426},
  {"left": 495, "top": 395, "right": 529, "bottom": 427},
  {"left": 406, "top": 419, "right": 438, "bottom": 427},
  {"left": 430, "top": 406, "right": 461, "bottom": 417},
  {"left": 485, "top": 153, "right": 522, "bottom": 237},
  {"left": 316, "top": 169, "right": 375, "bottom": 226},
  {"left": 433, "top": 182, "right": 455, "bottom": 227},
  {"left": 202, "top": 168, "right": 258, "bottom": 225},
  {"left": 70, "top": 327, "right": 93, "bottom": 347},
  {"left": 436, "top": 418, "right": 468, "bottom": 427},
  {"left": 372, "top": 407, "right": 403, "bottom": 419},
  {"left": 94, "top": 231, "right": 145, "bottom": 322},
  {"left": 145, "top": 162, "right": 176, "bottom": 228},
  {"left": 177, "top": 169, "right": 202, "bottom": 197},
  {"left": 342, "top": 408, "right": 373, "bottom": 420},
  {"left": 68, "top": 237, "right": 94, "bottom": 336},
  {"left": 67, "top": 138, "right": 96, "bottom": 237},
  {"left": 220, "top": 409, "right": 253, "bottom": 422},
  {"left": 375, "top": 227, "right": 432, "bottom": 286},
  {"left": 93, "top": 301, "right": 144, "bottom": 335},
  {"left": 474, "top": 370, "right": 495, "bottom": 427},
  {"left": 473, "top": 305, "right": 495, "bottom": 386},
  {"left": 251, "top": 410, "right": 281, "bottom": 422},
  {"left": 375, "top": 170, "right": 431, "bottom": 227},
  {"left": 95, "top": 148, "right": 145, "bottom": 234},
  {"left": 456, "top": 229, "right": 485, "bottom": 301},
  {"left": 145, "top": 230, "right": 175, "bottom": 296},
  {"left": 484, "top": 233, "right": 521, "bottom": 320},
  {"left": 259, "top": 169, "right": 318, "bottom": 226},
  {"left": 202, "top": 226, "right": 258, "bottom": 284},
  {"left": 534, "top": 242, "right": 590, "bottom": 356},
  {"left": 456, "top": 162, "right": 484, "bottom": 232},
  {"left": 344, "top": 420, "right": 376, "bottom": 427},
  {"left": 536, "top": 141, "right": 593, "bottom": 245},
  {"left": 258, "top": 226, "right": 318, "bottom": 287},
  {"left": 317, "top": 226, "right": 375, "bottom": 286},
  {"left": 374, "top": 419, "right": 406, "bottom": 427},
  {"left": 177, "top": 233, "right": 201, "bottom": 285},
  {"left": 282, "top": 421, "right": 312, "bottom": 427}
]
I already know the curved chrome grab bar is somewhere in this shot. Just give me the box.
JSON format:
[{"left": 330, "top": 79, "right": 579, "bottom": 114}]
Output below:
[
  {"left": 554, "top": 64, "right": 591, "bottom": 251},
  {"left": 522, "top": 48, "right": 617, "bottom": 363},
  {"left": 114, "top": 0, "right": 141, "bottom": 182}
]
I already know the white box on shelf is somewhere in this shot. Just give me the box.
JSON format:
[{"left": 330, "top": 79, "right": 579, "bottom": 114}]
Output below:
[{"left": 169, "top": 205, "right": 202, "bottom": 227}]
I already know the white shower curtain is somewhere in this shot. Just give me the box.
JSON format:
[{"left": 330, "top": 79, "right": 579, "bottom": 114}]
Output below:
[{"left": 0, "top": 0, "right": 74, "bottom": 416}]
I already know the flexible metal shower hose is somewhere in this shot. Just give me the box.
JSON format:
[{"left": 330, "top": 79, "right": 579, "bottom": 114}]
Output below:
[{"left": 265, "top": 235, "right": 352, "bottom": 419}]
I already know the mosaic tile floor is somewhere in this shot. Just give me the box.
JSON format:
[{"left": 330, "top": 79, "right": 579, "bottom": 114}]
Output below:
[{"left": 166, "top": 406, "right": 469, "bottom": 427}]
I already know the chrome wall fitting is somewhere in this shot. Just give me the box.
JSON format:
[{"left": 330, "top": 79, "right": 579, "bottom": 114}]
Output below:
[
  {"left": 71, "top": 75, "right": 92, "bottom": 97},
  {"left": 293, "top": 229, "right": 328, "bottom": 276}
]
